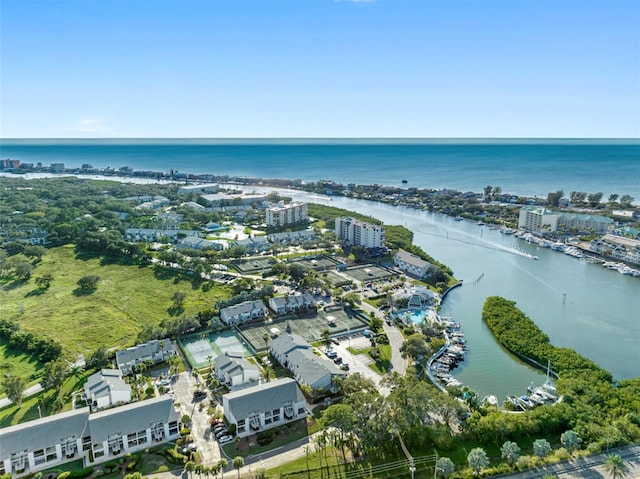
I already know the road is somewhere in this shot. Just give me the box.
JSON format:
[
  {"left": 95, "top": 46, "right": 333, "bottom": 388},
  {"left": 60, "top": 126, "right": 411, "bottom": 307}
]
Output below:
[{"left": 0, "top": 383, "right": 43, "bottom": 408}]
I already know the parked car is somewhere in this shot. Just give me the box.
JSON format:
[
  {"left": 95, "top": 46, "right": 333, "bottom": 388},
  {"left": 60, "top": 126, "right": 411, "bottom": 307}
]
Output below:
[
  {"left": 333, "top": 356, "right": 343, "bottom": 364},
  {"left": 215, "top": 429, "right": 229, "bottom": 438},
  {"left": 219, "top": 435, "right": 234, "bottom": 444},
  {"left": 193, "top": 390, "right": 207, "bottom": 399},
  {"left": 326, "top": 350, "right": 337, "bottom": 359},
  {"left": 213, "top": 424, "right": 227, "bottom": 433},
  {"left": 340, "top": 363, "right": 350, "bottom": 371}
]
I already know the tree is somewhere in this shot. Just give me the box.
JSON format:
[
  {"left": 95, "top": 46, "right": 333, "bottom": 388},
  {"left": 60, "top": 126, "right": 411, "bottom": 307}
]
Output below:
[
  {"left": 23, "top": 245, "right": 46, "bottom": 261},
  {"left": 15, "top": 261, "right": 33, "bottom": 280},
  {"left": 467, "top": 448, "right": 489, "bottom": 475},
  {"left": 2, "top": 375, "right": 27, "bottom": 407},
  {"left": 608, "top": 193, "right": 619, "bottom": 203},
  {"left": 262, "top": 365, "right": 275, "bottom": 382},
  {"left": 533, "top": 438, "right": 552, "bottom": 458},
  {"left": 587, "top": 192, "right": 604, "bottom": 207},
  {"left": 483, "top": 185, "right": 493, "bottom": 197},
  {"left": 172, "top": 291, "right": 187, "bottom": 308},
  {"left": 560, "top": 429, "right": 582, "bottom": 453},
  {"left": 185, "top": 461, "right": 196, "bottom": 479},
  {"left": 195, "top": 464, "right": 204, "bottom": 479},
  {"left": 86, "top": 346, "right": 111, "bottom": 369},
  {"left": 42, "top": 359, "right": 68, "bottom": 392},
  {"left": 546, "top": 190, "right": 564, "bottom": 207},
  {"left": 262, "top": 332, "right": 270, "bottom": 350},
  {"left": 124, "top": 474, "right": 143, "bottom": 479},
  {"left": 602, "top": 454, "right": 631, "bottom": 479},
  {"left": 218, "top": 459, "right": 228, "bottom": 479},
  {"left": 619, "top": 194, "right": 635, "bottom": 206},
  {"left": 232, "top": 456, "right": 244, "bottom": 479},
  {"left": 435, "top": 457, "right": 455, "bottom": 478},
  {"left": 399, "top": 333, "right": 433, "bottom": 361},
  {"left": 77, "top": 274, "right": 100, "bottom": 291},
  {"left": 501, "top": 441, "right": 521, "bottom": 466},
  {"left": 35, "top": 273, "right": 53, "bottom": 289}
]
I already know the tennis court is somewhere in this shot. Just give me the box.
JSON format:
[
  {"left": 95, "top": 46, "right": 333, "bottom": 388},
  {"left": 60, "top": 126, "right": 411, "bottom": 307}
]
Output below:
[
  {"left": 343, "top": 264, "right": 398, "bottom": 283},
  {"left": 233, "top": 257, "right": 277, "bottom": 274},
  {"left": 238, "top": 307, "right": 369, "bottom": 351},
  {"left": 286, "top": 255, "right": 341, "bottom": 271},
  {"left": 323, "top": 270, "right": 354, "bottom": 287},
  {"left": 180, "top": 330, "right": 254, "bottom": 369}
]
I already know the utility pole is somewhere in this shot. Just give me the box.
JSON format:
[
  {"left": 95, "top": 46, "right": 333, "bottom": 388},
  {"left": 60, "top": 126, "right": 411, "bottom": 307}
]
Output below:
[{"left": 396, "top": 430, "right": 415, "bottom": 479}]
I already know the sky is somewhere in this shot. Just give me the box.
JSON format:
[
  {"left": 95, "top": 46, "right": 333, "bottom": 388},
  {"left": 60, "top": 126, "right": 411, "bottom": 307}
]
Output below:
[{"left": 1, "top": 0, "right": 639, "bottom": 139}]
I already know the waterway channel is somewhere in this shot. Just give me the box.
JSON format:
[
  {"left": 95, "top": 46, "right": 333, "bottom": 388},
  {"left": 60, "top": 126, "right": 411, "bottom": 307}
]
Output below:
[{"left": 279, "top": 191, "right": 640, "bottom": 401}]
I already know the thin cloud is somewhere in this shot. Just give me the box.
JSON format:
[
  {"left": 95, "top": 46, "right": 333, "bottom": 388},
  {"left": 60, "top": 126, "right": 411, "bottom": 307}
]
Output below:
[{"left": 67, "top": 118, "right": 114, "bottom": 135}]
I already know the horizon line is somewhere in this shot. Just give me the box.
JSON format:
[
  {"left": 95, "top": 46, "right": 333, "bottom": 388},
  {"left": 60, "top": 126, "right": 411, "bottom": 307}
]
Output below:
[{"left": 2, "top": 136, "right": 639, "bottom": 141}]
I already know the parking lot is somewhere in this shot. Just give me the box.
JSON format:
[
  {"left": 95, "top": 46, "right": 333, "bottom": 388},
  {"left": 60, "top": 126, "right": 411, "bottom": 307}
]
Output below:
[{"left": 319, "top": 334, "right": 391, "bottom": 395}]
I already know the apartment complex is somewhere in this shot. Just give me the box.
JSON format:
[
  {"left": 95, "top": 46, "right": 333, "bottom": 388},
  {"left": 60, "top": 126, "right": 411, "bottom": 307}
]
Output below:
[
  {"left": 0, "top": 397, "right": 180, "bottom": 477},
  {"left": 518, "top": 206, "right": 613, "bottom": 235},
  {"left": 265, "top": 202, "right": 308, "bottom": 228},
  {"left": 335, "top": 217, "right": 385, "bottom": 249}
]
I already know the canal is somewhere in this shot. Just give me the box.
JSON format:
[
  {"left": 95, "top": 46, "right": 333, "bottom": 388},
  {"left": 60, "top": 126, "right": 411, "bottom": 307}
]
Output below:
[{"left": 284, "top": 191, "right": 640, "bottom": 401}]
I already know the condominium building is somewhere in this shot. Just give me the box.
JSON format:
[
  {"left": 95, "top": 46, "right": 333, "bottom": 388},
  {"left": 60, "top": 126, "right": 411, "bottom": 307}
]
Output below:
[
  {"left": 335, "top": 217, "right": 385, "bottom": 249},
  {"left": 518, "top": 206, "right": 613, "bottom": 235},
  {"left": 265, "top": 202, "right": 308, "bottom": 228}
]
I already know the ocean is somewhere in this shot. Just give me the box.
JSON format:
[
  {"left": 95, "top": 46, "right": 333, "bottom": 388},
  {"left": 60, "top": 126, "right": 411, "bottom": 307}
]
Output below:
[{"left": 1, "top": 139, "right": 639, "bottom": 200}]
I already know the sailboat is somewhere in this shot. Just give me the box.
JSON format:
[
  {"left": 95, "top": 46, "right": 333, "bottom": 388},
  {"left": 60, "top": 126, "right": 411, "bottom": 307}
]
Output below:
[{"left": 540, "top": 360, "right": 557, "bottom": 395}]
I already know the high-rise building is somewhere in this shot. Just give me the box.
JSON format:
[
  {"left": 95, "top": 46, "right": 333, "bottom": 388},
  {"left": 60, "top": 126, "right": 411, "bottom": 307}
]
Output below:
[
  {"left": 266, "top": 201, "right": 308, "bottom": 227},
  {"left": 335, "top": 217, "right": 385, "bottom": 248}
]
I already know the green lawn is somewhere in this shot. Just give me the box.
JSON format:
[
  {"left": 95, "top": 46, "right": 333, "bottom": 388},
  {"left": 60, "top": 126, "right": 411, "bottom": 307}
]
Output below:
[
  {"left": 0, "top": 339, "right": 43, "bottom": 386},
  {"left": 0, "top": 245, "right": 232, "bottom": 357}
]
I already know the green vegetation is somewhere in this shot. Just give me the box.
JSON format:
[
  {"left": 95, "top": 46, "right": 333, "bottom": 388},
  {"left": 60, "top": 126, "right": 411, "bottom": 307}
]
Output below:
[{"left": 0, "top": 245, "right": 232, "bottom": 356}]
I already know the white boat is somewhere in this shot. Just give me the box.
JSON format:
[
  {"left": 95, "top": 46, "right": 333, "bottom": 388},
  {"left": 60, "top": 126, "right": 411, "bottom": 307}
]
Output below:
[{"left": 482, "top": 395, "right": 499, "bottom": 407}]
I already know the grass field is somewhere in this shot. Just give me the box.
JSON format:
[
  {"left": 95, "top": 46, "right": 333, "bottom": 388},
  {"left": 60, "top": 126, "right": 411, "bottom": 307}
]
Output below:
[
  {"left": 0, "top": 339, "right": 43, "bottom": 384},
  {"left": 0, "top": 245, "right": 232, "bottom": 358}
]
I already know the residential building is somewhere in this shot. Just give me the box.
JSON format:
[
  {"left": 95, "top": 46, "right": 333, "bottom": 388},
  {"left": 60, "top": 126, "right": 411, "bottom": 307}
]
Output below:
[
  {"left": 214, "top": 352, "right": 260, "bottom": 388},
  {"left": 0, "top": 159, "right": 20, "bottom": 169},
  {"left": 201, "top": 192, "right": 268, "bottom": 207},
  {"left": 519, "top": 205, "right": 613, "bottom": 234},
  {"left": 178, "top": 183, "right": 219, "bottom": 195},
  {"left": 222, "top": 378, "right": 306, "bottom": 438},
  {"left": 269, "top": 334, "right": 345, "bottom": 393},
  {"left": 176, "top": 237, "right": 224, "bottom": 251},
  {"left": 265, "top": 202, "right": 308, "bottom": 228},
  {"left": 220, "top": 300, "right": 268, "bottom": 325},
  {"left": 267, "top": 230, "right": 316, "bottom": 244},
  {"left": 394, "top": 249, "right": 432, "bottom": 278},
  {"left": 268, "top": 294, "right": 316, "bottom": 315},
  {"left": 115, "top": 339, "right": 174, "bottom": 375},
  {"left": 0, "top": 397, "right": 180, "bottom": 477},
  {"left": 518, "top": 206, "right": 559, "bottom": 234},
  {"left": 124, "top": 228, "right": 201, "bottom": 243},
  {"left": 335, "top": 217, "right": 385, "bottom": 248},
  {"left": 231, "top": 236, "right": 269, "bottom": 253},
  {"left": 83, "top": 369, "right": 131, "bottom": 411}
]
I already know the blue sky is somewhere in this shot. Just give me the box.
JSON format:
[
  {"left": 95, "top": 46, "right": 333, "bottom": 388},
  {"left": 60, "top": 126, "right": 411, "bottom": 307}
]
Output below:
[{"left": 1, "top": 0, "right": 639, "bottom": 138}]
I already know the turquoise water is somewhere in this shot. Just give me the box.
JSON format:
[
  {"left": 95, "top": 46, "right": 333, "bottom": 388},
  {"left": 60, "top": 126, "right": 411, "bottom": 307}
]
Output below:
[
  {"left": 1, "top": 139, "right": 639, "bottom": 200},
  {"left": 402, "top": 310, "right": 428, "bottom": 324}
]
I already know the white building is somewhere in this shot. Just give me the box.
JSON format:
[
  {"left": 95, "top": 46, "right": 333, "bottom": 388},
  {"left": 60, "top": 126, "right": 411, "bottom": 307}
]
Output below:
[
  {"left": 220, "top": 300, "right": 268, "bottom": 325},
  {"left": 0, "top": 397, "right": 180, "bottom": 477},
  {"left": 214, "top": 352, "right": 260, "bottom": 388},
  {"left": 269, "top": 334, "right": 345, "bottom": 393},
  {"left": 83, "top": 369, "right": 131, "bottom": 411},
  {"left": 222, "top": 378, "right": 307, "bottom": 438},
  {"left": 268, "top": 294, "right": 316, "bottom": 315},
  {"left": 178, "top": 183, "right": 219, "bottom": 195},
  {"left": 265, "top": 202, "right": 308, "bottom": 228},
  {"left": 115, "top": 339, "right": 174, "bottom": 375},
  {"left": 335, "top": 217, "right": 385, "bottom": 249},
  {"left": 394, "top": 249, "right": 432, "bottom": 278},
  {"left": 519, "top": 205, "right": 613, "bottom": 234}
]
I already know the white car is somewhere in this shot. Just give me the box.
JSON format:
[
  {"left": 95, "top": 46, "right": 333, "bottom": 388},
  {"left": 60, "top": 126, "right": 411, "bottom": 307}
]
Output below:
[{"left": 218, "top": 435, "right": 234, "bottom": 444}]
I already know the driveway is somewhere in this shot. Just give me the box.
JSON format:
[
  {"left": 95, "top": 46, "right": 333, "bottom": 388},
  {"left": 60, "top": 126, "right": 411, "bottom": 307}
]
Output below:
[{"left": 169, "top": 372, "right": 221, "bottom": 465}]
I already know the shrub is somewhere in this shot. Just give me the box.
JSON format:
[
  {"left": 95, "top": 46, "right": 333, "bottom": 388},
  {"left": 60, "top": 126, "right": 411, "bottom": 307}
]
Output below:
[
  {"left": 164, "top": 447, "right": 186, "bottom": 464},
  {"left": 257, "top": 430, "right": 275, "bottom": 446},
  {"left": 57, "top": 472, "right": 71, "bottom": 479},
  {"left": 68, "top": 468, "right": 95, "bottom": 479},
  {"left": 180, "top": 427, "right": 191, "bottom": 436}
]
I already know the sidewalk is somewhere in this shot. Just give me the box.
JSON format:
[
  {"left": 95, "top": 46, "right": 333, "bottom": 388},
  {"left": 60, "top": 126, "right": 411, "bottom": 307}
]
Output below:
[{"left": 0, "top": 383, "right": 43, "bottom": 408}]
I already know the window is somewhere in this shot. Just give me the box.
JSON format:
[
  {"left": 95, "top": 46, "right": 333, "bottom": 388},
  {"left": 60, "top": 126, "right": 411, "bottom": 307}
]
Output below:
[
  {"left": 82, "top": 436, "right": 92, "bottom": 452},
  {"left": 11, "top": 450, "right": 28, "bottom": 473},
  {"left": 93, "top": 443, "right": 105, "bottom": 459},
  {"left": 168, "top": 421, "right": 179, "bottom": 436},
  {"left": 128, "top": 432, "right": 138, "bottom": 447},
  {"left": 138, "top": 430, "right": 148, "bottom": 444},
  {"left": 34, "top": 450, "right": 46, "bottom": 466},
  {"left": 298, "top": 407, "right": 305, "bottom": 415},
  {"left": 107, "top": 434, "right": 123, "bottom": 455},
  {"left": 45, "top": 446, "right": 57, "bottom": 462},
  {"left": 151, "top": 422, "right": 165, "bottom": 441},
  {"left": 61, "top": 436, "right": 77, "bottom": 458}
]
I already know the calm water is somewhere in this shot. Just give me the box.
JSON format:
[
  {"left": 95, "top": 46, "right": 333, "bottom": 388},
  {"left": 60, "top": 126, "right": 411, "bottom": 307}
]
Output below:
[
  {"left": 1, "top": 140, "right": 639, "bottom": 399},
  {"left": 278, "top": 191, "right": 639, "bottom": 400},
  {"left": 1, "top": 139, "right": 639, "bottom": 200}
]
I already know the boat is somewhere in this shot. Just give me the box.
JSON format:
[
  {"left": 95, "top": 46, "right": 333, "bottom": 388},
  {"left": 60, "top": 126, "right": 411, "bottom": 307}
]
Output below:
[
  {"left": 482, "top": 395, "right": 499, "bottom": 407},
  {"left": 517, "top": 395, "right": 535, "bottom": 409},
  {"left": 454, "top": 216, "right": 463, "bottom": 221},
  {"left": 401, "top": 179, "right": 408, "bottom": 184}
]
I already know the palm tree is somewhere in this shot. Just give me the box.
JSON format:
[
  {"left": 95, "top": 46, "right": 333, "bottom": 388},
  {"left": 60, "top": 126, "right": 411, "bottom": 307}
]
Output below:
[
  {"left": 218, "top": 459, "right": 228, "bottom": 479},
  {"left": 185, "top": 461, "right": 196, "bottom": 479},
  {"left": 603, "top": 454, "right": 631, "bottom": 479},
  {"left": 262, "top": 365, "right": 275, "bottom": 382},
  {"left": 467, "top": 448, "right": 489, "bottom": 476},
  {"left": 232, "top": 456, "right": 244, "bottom": 479},
  {"left": 195, "top": 463, "right": 204, "bottom": 479},
  {"left": 500, "top": 441, "right": 520, "bottom": 466}
]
